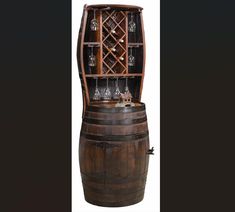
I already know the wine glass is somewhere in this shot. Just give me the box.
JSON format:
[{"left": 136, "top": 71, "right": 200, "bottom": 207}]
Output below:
[
  {"left": 113, "top": 78, "right": 121, "bottom": 100},
  {"left": 128, "top": 47, "right": 135, "bottom": 66},
  {"left": 92, "top": 78, "right": 101, "bottom": 101},
  {"left": 90, "top": 10, "right": 98, "bottom": 31},
  {"left": 128, "top": 13, "right": 136, "bottom": 32},
  {"left": 124, "top": 77, "right": 130, "bottom": 94},
  {"left": 124, "top": 77, "right": 133, "bottom": 104},
  {"left": 88, "top": 46, "right": 96, "bottom": 67},
  {"left": 103, "top": 78, "right": 112, "bottom": 100}
]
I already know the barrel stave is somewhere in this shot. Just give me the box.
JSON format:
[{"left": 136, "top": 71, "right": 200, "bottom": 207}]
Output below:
[{"left": 79, "top": 103, "right": 150, "bottom": 207}]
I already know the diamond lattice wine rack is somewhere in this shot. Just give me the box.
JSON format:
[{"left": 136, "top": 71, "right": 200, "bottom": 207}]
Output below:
[
  {"left": 77, "top": 4, "right": 152, "bottom": 207},
  {"left": 77, "top": 4, "right": 145, "bottom": 110}
]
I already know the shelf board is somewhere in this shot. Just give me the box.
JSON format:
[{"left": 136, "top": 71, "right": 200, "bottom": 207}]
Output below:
[
  {"left": 85, "top": 73, "right": 143, "bottom": 78},
  {"left": 90, "top": 98, "right": 141, "bottom": 104},
  {"left": 128, "top": 43, "right": 143, "bottom": 47},
  {"left": 84, "top": 42, "right": 100, "bottom": 47}
]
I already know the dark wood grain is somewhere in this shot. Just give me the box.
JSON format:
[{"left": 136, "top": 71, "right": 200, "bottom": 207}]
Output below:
[{"left": 79, "top": 104, "right": 150, "bottom": 207}]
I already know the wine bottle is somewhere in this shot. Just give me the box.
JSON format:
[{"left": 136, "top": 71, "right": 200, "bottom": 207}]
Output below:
[
  {"left": 111, "top": 47, "right": 116, "bottom": 52},
  {"left": 119, "top": 56, "right": 124, "bottom": 61},
  {"left": 112, "top": 47, "right": 123, "bottom": 56},
  {"left": 110, "top": 29, "right": 119, "bottom": 37}
]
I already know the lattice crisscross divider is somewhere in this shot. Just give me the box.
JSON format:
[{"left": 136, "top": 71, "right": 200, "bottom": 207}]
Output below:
[{"left": 101, "top": 10, "right": 128, "bottom": 75}]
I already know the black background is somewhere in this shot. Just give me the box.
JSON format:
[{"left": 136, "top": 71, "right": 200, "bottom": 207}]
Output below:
[
  {"left": 161, "top": 0, "right": 235, "bottom": 211},
  {"left": 0, "top": 0, "right": 71, "bottom": 211},
  {"left": 1, "top": 0, "right": 235, "bottom": 211}
]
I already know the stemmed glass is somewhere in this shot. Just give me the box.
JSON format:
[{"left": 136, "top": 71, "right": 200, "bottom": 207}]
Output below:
[
  {"left": 90, "top": 10, "right": 98, "bottom": 31},
  {"left": 103, "top": 78, "right": 112, "bottom": 100},
  {"left": 113, "top": 78, "right": 121, "bottom": 100},
  {"left": 124, "top": 77, "right": 130, "bottom": 94},
  {"left": 128, "top": 13, "right": 136, "bottom": 32},
  {"left": 88, "top": 46, "right": 96, "bottom": 67},
  {"left": 92, "top": 78, "right": 101, "bottom": 101},
  {"left": 128, "top": 47, "right": 135, "bottom": 66}
]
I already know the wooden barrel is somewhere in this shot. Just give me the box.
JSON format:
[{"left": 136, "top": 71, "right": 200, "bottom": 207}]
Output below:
[{"left": 79, "top": 102, "right": 150, "bottom": 207}]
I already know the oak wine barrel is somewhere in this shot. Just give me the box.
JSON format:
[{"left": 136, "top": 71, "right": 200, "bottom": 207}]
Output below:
[{"left": 79, "top": 103, "right": 151, "bottom": 207}]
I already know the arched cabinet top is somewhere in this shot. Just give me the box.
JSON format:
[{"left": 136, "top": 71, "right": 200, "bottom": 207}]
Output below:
[{"left": 85, "top": 4, "right": 143, "bottom": 11}]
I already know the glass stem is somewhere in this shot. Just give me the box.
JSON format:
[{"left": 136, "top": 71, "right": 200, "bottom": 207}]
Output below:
[
  {"left": 95, "top": 78, "right": 98, "bottom": 89},
  {"left": 131, "top": 13, "right": 134, "bottom": 22},
  {"left": 116, "top": 78, "right": 119, "bottom": 87}
]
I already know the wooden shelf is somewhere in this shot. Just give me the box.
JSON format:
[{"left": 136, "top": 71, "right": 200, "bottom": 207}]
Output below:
[
  {"left": 90, "top": 98, "right": 140, "bottom": 104},
  {"left": 84, "top": 42, "right": 100, "bottom": 47},
  {"left": 85, "top": 73, "right": 142, "bottom": 78},
  {"left": 128, "top": 43, "right": 143, "bottom": 47}
]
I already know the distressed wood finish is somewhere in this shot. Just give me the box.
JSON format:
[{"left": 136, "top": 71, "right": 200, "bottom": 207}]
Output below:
[
  {"left": 77, "top": 4, "right": 151, "bottom": 207},
  {"left": 79, "top": 103, "right": 149, "bottom": 207}
]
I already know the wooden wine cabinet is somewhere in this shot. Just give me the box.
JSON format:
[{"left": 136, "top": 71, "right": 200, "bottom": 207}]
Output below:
[{"left": 77, "top": 4, "right": 152, "bottom": 207}]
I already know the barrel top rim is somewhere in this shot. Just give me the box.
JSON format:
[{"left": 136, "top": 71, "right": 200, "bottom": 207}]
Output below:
[
  {"left": 89, "top": 102, "right": 145, "bottom": 108},
  {"left": 87, "top": 102, "right": 146, "bottom": 113},
  {"left": 85, "top": 4, "right": 143, "bottom": 11}
]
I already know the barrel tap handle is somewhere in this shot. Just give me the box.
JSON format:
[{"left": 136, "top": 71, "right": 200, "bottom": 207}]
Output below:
[{"left": 147, "top": 147, "right": 154, "bottom": 155}]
